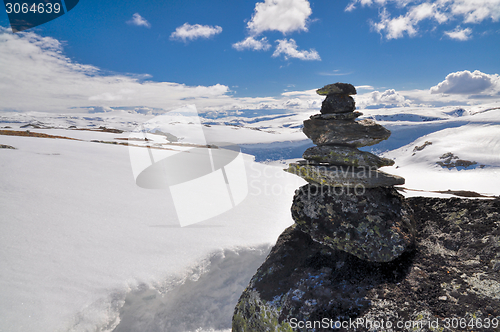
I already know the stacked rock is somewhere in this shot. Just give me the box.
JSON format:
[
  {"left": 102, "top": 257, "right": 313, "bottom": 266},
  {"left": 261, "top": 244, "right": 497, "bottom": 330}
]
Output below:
[
  {"left": 285, "top": 83, "right": 414, "bottom": 263},
  {"left": 232, "top": 83, "right": 418, "bottom": 331},
  {"left": 286, "top": 83, "right": 404, "bottom": 189}
]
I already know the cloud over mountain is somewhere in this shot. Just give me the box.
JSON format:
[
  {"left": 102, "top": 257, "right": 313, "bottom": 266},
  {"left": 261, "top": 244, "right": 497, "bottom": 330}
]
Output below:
[
  {"left": 430, "top": 70, "right": 500, "bottom": 95},
  {"left": 0, "top": 30, "right": 230, "bottom": 112},
  {"left": 356, "top": 89, "right": 411, "bottom": 109},
  {"left": 2, "top": 30, "right": 499, "bottom": 114}
]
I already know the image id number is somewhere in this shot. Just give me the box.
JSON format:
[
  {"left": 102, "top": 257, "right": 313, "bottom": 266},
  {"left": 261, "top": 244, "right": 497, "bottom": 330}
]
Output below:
[{"left": 5, "top": 2, "right": 61, "bottom": 14}]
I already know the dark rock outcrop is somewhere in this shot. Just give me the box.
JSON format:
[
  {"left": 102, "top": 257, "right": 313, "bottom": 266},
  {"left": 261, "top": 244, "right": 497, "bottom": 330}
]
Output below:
[
  {"left": 437, "top": 152, "right": 478, "bottom": 169},
  {"left": 233, "top": 197, "right": 500, "bottom": 332}
]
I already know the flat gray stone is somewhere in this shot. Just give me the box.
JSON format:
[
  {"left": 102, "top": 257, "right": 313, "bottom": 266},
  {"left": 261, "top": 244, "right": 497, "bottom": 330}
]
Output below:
[
  {"left": 285, "top": 163, "right": 405, "bottom": 188},
  {"left": 303, "top": 145, "right": 395, "bottom": 168},
  {"left": 303, "top": 118, "right": 391, "bottom": 147},
  {"left": 310, "top": 111, "right": 363, "bottom": 120},
  {"left": 316, "top": 83, "right": 357, "bottom": 95}
]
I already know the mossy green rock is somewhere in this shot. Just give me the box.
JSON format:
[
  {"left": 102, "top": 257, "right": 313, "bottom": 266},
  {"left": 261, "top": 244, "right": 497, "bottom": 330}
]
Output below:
[
  {"left": 233, "top": 289, "right": 294, "bottom": 332},
  {"left": 303, "top": 145, "right": 395, "bottom": 168},
  {"left": 316, "top": 83, "right": 356, "bottom": 95},
  {"left": 303, "top": 118, "right": 391, "bottom": 147},
  {"left": 292, "top": 184, "right": 415, "bottom": 262},
  {"left": 233, "top": 225, "right": 367, "bottom": 332},
  {"left": 285, "top": 163, "right": 405, "bottom": 188}
]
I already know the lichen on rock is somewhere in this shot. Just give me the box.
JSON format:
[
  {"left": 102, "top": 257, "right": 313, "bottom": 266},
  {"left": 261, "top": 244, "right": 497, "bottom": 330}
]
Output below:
[
  {"left": 291, "top": 184, "right": 415, "bottom": 262},
  {"left": 303, "top": 145, "right": 395, "bottom": 168},
  {"left": 316, "top": 83, "right": 357, "bottom": 96},
  {"left": 302, "top": 118, "right": 392, "bottom": 147},
  {"left": 233, "top": 198, "right": 500, "bottom": 332},
  {"left": 285, "top": 163, "right": 404, "bottom": 188}
]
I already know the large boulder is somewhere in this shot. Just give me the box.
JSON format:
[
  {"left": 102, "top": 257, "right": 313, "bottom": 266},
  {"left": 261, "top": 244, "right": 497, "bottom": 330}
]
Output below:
[
  {"left": 233, "top": 197, "right": 500, "bottom": 331},
  {"left": 303, "top": 119, "right": 391, "bottom": 147},
  {"left": 291, "top": 184, "right": 415, "bottom": 262}
]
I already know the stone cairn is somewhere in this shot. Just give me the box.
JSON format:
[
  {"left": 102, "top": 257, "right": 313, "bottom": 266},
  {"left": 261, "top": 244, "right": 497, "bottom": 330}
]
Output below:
[
  {"left": 285, "top": 82, "right": 414, "bottom": 263},
  {"left": 232, "top": 84, "right": 418, "bottom": 331}
]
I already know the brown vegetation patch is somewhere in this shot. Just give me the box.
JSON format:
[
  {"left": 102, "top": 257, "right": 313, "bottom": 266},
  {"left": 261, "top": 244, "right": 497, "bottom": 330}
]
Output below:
[{"left": 0, "top": 130, "right": 80, "bottom": 141}]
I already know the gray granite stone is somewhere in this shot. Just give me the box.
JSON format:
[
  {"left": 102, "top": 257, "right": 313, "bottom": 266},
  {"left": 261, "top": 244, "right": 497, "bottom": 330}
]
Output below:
[
  {"left": 303, "top": 118, "right": 391, "bottom": 147},
  {"left": 316, "top": 83, "right": 357, "bottom": 95},
  {"left": 285, "top": 163, "right": 405, "bottom": 188},
  {"left": 303, "top": 145, "right": 395, "bottom": 168}
]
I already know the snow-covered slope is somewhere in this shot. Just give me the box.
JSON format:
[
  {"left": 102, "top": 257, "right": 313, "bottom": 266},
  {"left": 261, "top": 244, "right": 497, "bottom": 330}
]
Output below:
[
  {"left": 362, "top": 106, "right": 500, "bottom": 197},
  {"left": 0, "top": 130, "right": 304, "bottom": 332},
  {"left": 0, "top": 103, "right": 499, "bottom": 332}
]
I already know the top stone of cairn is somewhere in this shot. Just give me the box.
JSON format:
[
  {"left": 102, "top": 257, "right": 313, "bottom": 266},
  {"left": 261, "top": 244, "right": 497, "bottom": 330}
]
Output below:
[{"left": 316, "top": 83, "right": 356, "bottom": 96}]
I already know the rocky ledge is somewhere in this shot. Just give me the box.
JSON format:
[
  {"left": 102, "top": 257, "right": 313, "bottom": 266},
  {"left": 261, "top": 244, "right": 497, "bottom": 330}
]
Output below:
[{"left": 233, "top": 196, "right": 500, "bottom": 332}]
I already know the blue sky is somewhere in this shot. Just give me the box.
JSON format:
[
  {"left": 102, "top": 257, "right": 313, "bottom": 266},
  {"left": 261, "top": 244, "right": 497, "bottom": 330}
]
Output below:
[{"left": 1, "top": 0, "right": 500, "bottom": 112}]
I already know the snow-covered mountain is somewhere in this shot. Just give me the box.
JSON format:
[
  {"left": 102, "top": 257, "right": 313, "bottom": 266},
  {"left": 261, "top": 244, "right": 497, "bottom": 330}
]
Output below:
[{"left": 0, "top": 103, "right": 499, "bottom": 332}]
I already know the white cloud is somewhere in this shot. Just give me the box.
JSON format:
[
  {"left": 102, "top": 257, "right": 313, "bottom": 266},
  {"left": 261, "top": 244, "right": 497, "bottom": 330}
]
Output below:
[
  {"left": 356, "top": 85, "right": 375, "bottom": 90},
  {"left": 430, "top": 70, "right": 500, "bottom": 94},
  {"left": 232, "top": 36, "right": 271, "bottom": 51},
  {"left": 234, "top": 0, "right": 318, "bottom": 59},
  {"left": 355, "top": 89, "right": 411, "bottom": 108},
  {"left": 282, "top": 71, "right": 500, "bottom": 110},
  {"left": 371, "top": 8, "right": 417, "bottom": 39},
  {"left": 346, "top": 0, "right": 500, "bottom": 39},
  {"left": 0, "top": 29, "right": 324, "bottom": 113},
  {"left": 272, "top": 38, "right": 320, "bottom": 61},
  {"left": 170, "top": 23, "right": 222, "bottom": 42},
  {"left": 444, "top": 26, "right": 472, "bottom": 40},
  {"left": 450, "top": 0, "right": 500, "bottom": 23},
  {"left": 318, "top": 70, "right": 353, "bottom": 76},
  {"left": 0, "top": 30, "right": 232, "bottom": 112},
  {"left": 127, "top": 13, "right": 151, "bottom": 28},
  {"left": 3, "top": 30, "right": 498, "bottom": 115},
  {"left": 247, "top": 0, "right": 312, "bottom": 35}
]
